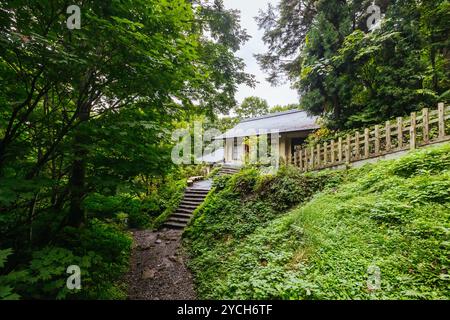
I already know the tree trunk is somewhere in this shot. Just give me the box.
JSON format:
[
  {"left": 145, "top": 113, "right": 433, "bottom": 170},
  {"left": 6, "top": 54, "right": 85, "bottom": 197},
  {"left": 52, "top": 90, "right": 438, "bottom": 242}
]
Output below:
[
  {"left": 430, "top": 46, "right": 438, "bottom": 92},
  {"left": 67, "top": 107, "right": 90, "bottom": 228}
]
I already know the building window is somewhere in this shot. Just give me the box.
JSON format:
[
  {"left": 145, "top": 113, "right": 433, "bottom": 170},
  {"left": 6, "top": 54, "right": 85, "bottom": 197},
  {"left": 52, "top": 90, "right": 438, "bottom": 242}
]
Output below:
[{"left": 233, "top": 137, "right": 238, "bottom": 160}]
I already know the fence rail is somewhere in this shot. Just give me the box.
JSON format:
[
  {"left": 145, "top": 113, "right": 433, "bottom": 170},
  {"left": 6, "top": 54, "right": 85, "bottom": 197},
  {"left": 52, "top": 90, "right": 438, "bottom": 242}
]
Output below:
[{"left": 292, "top": 103, "right": 450, "bottom": 171}]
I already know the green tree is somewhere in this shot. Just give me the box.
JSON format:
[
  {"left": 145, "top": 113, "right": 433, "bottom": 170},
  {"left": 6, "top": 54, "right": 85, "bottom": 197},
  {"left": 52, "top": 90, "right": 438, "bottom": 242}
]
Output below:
[
  {"left": 235, "top": 96, "right": 269, "bottom": 119},
  {"left": 257, "top": 0, "right": 450, "bottom": 129},
  {"left": 269, "top": 104, "right": 301, "bottom": 113},
  {"left": 0, "top": 0, "right": 253, "bottom": 299},
  {"left": 0, "top": 0, "right": 253, "bottom": 227}
]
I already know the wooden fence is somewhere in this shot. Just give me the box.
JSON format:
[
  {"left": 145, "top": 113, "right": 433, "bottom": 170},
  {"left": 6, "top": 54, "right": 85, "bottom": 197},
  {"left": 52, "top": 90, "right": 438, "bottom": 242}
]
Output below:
[{"left": 292, "top": 103, "right": 450, "bottom": 172}]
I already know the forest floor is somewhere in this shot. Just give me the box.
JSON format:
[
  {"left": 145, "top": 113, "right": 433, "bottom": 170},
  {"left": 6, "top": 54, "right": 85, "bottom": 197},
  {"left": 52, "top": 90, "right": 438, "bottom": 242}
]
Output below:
[{"left": 126, "top": 228, "right": 196, "bottom": 300}]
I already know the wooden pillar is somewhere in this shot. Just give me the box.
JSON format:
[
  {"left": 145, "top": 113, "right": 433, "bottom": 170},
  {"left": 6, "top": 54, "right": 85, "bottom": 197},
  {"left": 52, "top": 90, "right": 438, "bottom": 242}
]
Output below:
[
  {"left": 355, "top": 132, "right": 360, "bottom": 159},
  {"left": 338, "top": 137, "right": 343, "bottom": 162},
  {"left": 299, "top": 148, "right": 303, "bottom": 171},
  {"left": 330, "top": 140, "right": 335, "bottom": 164},
  {"left": 374, "top": 125, "right": 380, "bottom": 154},
  {"left": 438, "top": 103, "right": 445, "bottom": 139},
  {"left": 304, "top": 149, "right": 308, "bottom": 171},
  {"left": 385, "top": 121, "right": 391, "bottom": 152},
  {"left": 316, "top": 144, "right": 321, "bottom": 168},
  {"left": 410, "top": 112, "right": 416, "bottom": 150},
  {"left": 397, "top": 117, "right": 403, "bottom": 149},
  {"left": 422, "top": 108, "right": 429, "bottom": 143},
  {"left": 304, "top": 147, "right": 309, "bottom": 171},
  {"left": 364, "top": 128, "right": 370, "bottom": 158},
  {"left": 345, "top": 134, "right": 351, "bottom": 164}
]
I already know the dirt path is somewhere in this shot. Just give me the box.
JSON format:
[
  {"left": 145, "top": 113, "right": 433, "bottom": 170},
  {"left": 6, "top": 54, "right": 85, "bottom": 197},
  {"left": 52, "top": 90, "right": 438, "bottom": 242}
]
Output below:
[{"left": 126, "top": 228, "right": 196, "bottom": 300}]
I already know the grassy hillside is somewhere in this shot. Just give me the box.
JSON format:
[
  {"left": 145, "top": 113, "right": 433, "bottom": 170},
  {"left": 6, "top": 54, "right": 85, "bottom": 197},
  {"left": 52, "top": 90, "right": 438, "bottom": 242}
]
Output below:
[{"left": 184, "top": 143, "right": 450, "bottom": 299}]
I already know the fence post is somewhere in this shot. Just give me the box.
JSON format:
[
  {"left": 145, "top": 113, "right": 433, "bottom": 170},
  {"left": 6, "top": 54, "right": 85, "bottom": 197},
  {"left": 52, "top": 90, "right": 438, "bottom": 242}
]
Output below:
[
  {"left": 293, "top": 148, "right": 298, "bottom": 166},
  {"left": 330, "top": 140, "right": 335, "bottom": 164},
  {"left": 438, "top": 103, "right": 445, "bottom": 139},
  {"left": 422, "top": 108, "right": 429, "bottom": 144},
  {"left": 317, "top": 144, "right": 321, "bottom": 168},
  {"left": 298, "top": 148, "right": 302, "bottom": 171},
  {"left": 374, "top": 125, "right": 380, "bottom": 154},
  {"left": 385, "top": 121, "right": 391, "bottom": 152},
  {"left": 355, "top": 132, "right": 360, "bottom": 159},
  {"left": 410, "top": 112, "right": 416, "bottom": 150},
  {"left": 310, "top": 146, "right": 315, "bottom": 170},
  {"left": 397, "top": 117, "right": 403, "bottom": 149},
  {"left": 304, "top": 147, "right": 309, "bottom": 171},
  {"left": 304, "top": 149, "right": 307, "bottom": 172},
  {"left": 345, "top": 134, "right": 351, "bottom": 164},
  {"left": 323, "top": 141, "right": 328, "bottom": 165},
  {"left": 338, "top": 137, "right": 343, "bottom": 162},
  {"left": 364, "top": 128, "right": 370, "bottom": 158}
]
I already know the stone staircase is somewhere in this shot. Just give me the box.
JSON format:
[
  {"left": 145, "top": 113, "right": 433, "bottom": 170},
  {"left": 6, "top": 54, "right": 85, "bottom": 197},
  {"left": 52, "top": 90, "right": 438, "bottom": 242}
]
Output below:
[
  {"left": 164, "top": 166, "right": 241, "bottom": 230},
  {"left": 217, "top": 164, "right": 240, "bottom": 176},
  {"left": 164, "top": 186, "right": 210, "bottom": 229}
]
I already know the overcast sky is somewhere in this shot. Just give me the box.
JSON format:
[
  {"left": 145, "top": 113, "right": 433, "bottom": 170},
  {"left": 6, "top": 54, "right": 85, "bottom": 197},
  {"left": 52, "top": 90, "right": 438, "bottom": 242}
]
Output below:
[{"left": 223, "top": 0, "right": 299, "bottom": 108}]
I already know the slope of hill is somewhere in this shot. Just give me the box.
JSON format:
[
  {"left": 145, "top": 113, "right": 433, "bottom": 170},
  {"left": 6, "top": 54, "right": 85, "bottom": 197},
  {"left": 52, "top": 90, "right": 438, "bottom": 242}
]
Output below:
[{"left": 184, "top": 143, "right": 450, "bottom": 299}]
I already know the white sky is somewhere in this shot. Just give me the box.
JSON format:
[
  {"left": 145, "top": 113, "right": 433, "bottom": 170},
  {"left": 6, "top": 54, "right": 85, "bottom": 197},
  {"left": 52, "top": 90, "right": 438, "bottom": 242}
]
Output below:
[{"left": 223, "top": 0, "right": 299, "bottom": 107}]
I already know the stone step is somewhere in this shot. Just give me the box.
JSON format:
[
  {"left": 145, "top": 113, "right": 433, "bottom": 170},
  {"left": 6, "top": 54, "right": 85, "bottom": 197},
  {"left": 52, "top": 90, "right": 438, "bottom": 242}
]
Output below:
[
  {"left": 180, "top": 200, "right": 203, "bottom": 206},
  {"left": 221, "top": 168, "right": 238, "bottom": 171},
  {"left": 171, "top": 212, "right": 192, "bottom": 219},
  {"left": 178, "top": 204, "right": 198, "bottom": 212},
  {"left": 178, "top": 206, "right": 198, "bottom": 212},
  {"left": 185, "top": 192, "right": 209, "bottom": 196},
  {"left": 165, "top": 186, "right": 210, "bottom": 230},
  {"left": 183, "top": 193, "right": 207, "bottom": 198},
  {"left": 182, "top": 197, "right": 205, "bottom": 201},
  {"left": 167, "top": 217, "right": 190, "bottom": 224},
  {"left": 164, "top": 221, "right": 186, "bottom": 229},
  {"left": 187, "top": 188, "right": 210, "bottom": 192},
  {"left": 183, "top": 198, "right": 205, "bottom": 203},
  {"left": 185, "top": 193, "right": 209, "bottom": 198},
  {"left": 176, "top": 208, "right": 194, "bottom": 214},
  {"left": 180, "top": 200, "right": 202, "bottom": 205},
  {"left": 183, "top": 195, "right": 206, "bottom": 200}
]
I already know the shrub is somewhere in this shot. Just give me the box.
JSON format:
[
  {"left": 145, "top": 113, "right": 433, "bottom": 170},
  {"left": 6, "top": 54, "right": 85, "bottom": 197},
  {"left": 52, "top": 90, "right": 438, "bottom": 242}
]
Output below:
[
  {"left": 185, "top": 164, "right": 345, "bottom": 298},
  {"left": 0, "top": 249, "right": 26, "bottom": 300},
  {"left": 14, "top": 219, "right": 132, "bottom": 299},
  {"left": 390, "top": 143, "right": 450, "bottom": 177},
  {"left": 212, "top": 174, "right": 232, "bottom": 191},
  {"left": 152, "top": 179, "right": 187, "bottom": 229},
  {"left": 231, "top": 168, "right": 259, "bottom": 194}
]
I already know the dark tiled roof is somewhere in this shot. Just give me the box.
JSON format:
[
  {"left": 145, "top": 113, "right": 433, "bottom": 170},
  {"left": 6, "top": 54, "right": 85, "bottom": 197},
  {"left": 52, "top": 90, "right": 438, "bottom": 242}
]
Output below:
[{"left": 215, "top": 110, "right": 320, "bottom": 139}]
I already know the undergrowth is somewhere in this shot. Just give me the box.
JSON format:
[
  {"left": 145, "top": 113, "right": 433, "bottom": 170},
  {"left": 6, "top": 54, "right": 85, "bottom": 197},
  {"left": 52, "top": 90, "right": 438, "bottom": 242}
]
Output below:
[{"left": 184, "top": 143, "right": 450, "bottom": 299}]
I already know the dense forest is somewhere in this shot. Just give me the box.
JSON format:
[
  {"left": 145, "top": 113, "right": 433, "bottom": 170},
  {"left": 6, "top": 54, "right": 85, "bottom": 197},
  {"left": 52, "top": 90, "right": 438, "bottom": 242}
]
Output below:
[
  {"left": 0, "top": 0, "right": 253, "bottom": 299},
  {"left": 0, "top": 0, "right": 449, "bottom": 300},
  {"left": 257, "top": 0, "right": 449, "bottom": 129}
]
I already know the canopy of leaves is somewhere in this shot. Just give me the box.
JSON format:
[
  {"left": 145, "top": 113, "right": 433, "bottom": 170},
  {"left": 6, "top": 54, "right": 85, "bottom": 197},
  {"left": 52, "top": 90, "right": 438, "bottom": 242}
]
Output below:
[
  {"left": 257, "top": 0, "right": 449, "bottom": 129},
  {"left": 235, "top": 96, "right": 270, "bottom": 119},
  {"left": 0, "top": 0, "right": 252, "bottom": 299}
]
